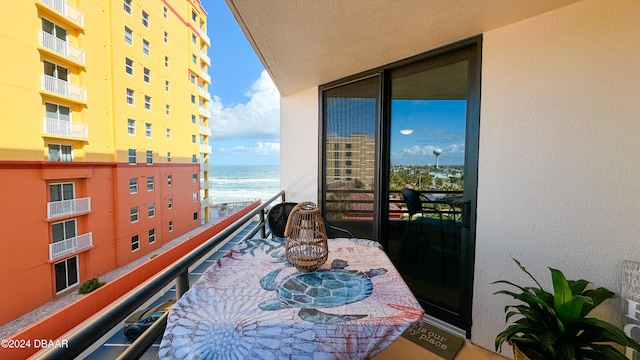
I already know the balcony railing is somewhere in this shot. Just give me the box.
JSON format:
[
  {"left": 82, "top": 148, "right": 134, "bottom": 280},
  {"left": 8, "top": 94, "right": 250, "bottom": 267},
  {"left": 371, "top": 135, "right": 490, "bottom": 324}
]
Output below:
[
  {"left": 41, "top": 74, "right": 87, "bottom": 103},
  {"left": 39, "top": 0, "right": 84, "bottom": 28},
  {"left": 199, "top": 144, "right": 212, "bottom": 153},
  {"left": 198, "top": 87, "right": 211, "bottom": 101},
  {"left": 47, "top": 197, "right": 91, "bottom": 219},
  {"left": 199, "top": 29, "right": 211, "bottom": 46},
  {"left": 200, "top": 71, "right": 211, "bottom": 84},
  {"left": 201, "top": 197, "right": 213, "bottom": 207},
  {"left": 200, "top": 180, "right": 214, "bottom": 189},
  {"left": 38, "top": 31, "right": 85, "bottom": 65},
  {"left": 199, "top": 107, "right": 211, "bottom": 118},
  {"left": 36, "top": 192, "right": 284, "bottom": 359},
  {"left": 199, "top": 125, "right": 211, "bottom": 136},
  {"left": 50, "top": 232, "right": 92, "bottom": 260},
  {"left": 43, "top": 118, "right": 88, "bottom": 139},
  {"left": 200, "top": 51, "right": 211, "bottom": 66}
]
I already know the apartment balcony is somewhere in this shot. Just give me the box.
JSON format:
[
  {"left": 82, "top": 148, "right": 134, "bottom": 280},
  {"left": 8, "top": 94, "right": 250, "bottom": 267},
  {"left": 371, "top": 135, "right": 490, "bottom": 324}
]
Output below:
[
  {"left": 38, "top": 0, "right": 84, "bottom": 28},
  {"left": 200, "top": 71, "right": 211, "bottom": 84},
  {"left": 43, "top": 118, "right": 88, "bottom": 140},
  {"left": 199, "top": 180, "right": 214, "bottom": 189},
  {"left": 41, "top": 74, "right": 87, "bottom": 103},
  {"left": 38, "top": 31, "right": 85, "bottom": 66},
  {"left": 199, "top": 144, "right": 212, "bottom": 154},
  {"left": 47, "top": 197, "right": 91, "bottom": 219},
  {"left": 199, "top": 29, "right": 211, "bottom": 46},
  {"left": 198, "top": 87, "right": 211, "bottom": 102},
  {"left": 199, "top": 125, "right": 212, "bottom": 136},
  {"left": 200, "top": 51, "right": 211, "bottom": 66},
  {"left": 49, "top": 232, "right": 92, "bottom": 261},
  {"left": 201, "top": 197, "right": 213, "bottom": 207},
  {"left": 198, "top": 107, "right": 211, "bottom": 118}
]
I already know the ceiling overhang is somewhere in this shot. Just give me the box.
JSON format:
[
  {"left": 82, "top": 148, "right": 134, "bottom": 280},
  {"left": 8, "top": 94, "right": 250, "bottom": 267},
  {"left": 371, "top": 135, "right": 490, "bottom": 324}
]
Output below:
[{"left": 226, "top": 0, "right": 583, "bottom": 96}]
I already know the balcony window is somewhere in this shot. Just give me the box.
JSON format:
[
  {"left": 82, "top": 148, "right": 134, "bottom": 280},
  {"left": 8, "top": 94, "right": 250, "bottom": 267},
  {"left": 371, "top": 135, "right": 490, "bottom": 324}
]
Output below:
[
  {"left": 42, "top": 17, "right": 66, "bottom": 39},
  {"left": 148, "top": 203, "right": 155, "bottom": 218},
  {"left": 50, "top": 182, "right": 74, "bottom": 203},
  {"left": 127, "top": 119, "right": 135, "bottom": 135},
  {"left": 125, "top": 58, "right": 133, "bottom": 75},
  {"left": 142, "top": 39, "right": 150, "bottom": 56},
  {"left": 123, "top": 0, "right": 132, "bottom": 14},
  {"left": 124, "top": 26, "right": 133, "bottom": 45},
  {"left": 143, "top": 67, "right": 150, "bottom": 83},
  {"left": 52, "top": 219, "right": 76, "bottom": 245},
  {"left": 55, "top": 256, "right": 78, "bottom": 293},
  {"left": 144, "top": 95, "right": 151, "bottom": 111},
  {"left": 128, "top": 148, "right": 136, "bottom": 164},
  {"left": 146, "top": 151, "right": 153, "bottom": 165},
  {"left": 147, "top": 176, "right": 154, "bottom": 190},
  {"left": 129, "top": 178, "right": 138, "bottom": 194},
  {"left": 142, "top": 11, "right": 149, "bottom": 28},
  {"left": 130, "top": 207, "right": 139, "bottom": 223},
  {"left": 149, "top": 229, "right": 156, "bottom": 244},
  {"left": 48, "top": 144, "right": 72, "bottom": 161},
  {"left": 126, "top": 88, "right": 134, "bottom": 105},
  {"left": 131, "top": 235, "right": 139, "bottom": 251},
  {"left": 44, "top": 61, "right": 67, "bottom": 81}
]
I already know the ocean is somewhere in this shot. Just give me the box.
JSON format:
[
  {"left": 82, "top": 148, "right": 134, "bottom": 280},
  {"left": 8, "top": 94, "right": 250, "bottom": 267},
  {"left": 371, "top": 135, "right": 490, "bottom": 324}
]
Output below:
[{"left": 209, "top": 165, "right": 280, "bottom": 204}]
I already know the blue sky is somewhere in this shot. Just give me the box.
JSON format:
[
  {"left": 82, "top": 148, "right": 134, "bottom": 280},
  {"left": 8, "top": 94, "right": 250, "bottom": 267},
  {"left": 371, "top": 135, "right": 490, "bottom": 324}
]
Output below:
[{"left": 203, "top": 1, "right": 280, "bottom": 166}]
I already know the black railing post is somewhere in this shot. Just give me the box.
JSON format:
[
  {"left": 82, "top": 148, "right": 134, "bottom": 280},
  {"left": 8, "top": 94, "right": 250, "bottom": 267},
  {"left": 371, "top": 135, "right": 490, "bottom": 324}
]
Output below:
[
  {"left": 259, "top": 209, "right": 266, "bottom": 238},
  {"left": 175, "top": 269, "right": 190, "bottom": 297}
]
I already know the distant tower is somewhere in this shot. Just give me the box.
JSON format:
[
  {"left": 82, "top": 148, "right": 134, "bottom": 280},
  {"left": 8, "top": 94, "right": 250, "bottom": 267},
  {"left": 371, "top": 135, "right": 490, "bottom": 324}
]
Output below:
[{"left": 433, "top": 149, "right": 442, "bottom": 168}]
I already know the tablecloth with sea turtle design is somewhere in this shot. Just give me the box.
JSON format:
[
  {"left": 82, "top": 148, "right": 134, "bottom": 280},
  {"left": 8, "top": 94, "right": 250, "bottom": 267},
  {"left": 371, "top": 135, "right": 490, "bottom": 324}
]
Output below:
[{"left": 159, "top": 237, "right": 424, "bottom": 359}]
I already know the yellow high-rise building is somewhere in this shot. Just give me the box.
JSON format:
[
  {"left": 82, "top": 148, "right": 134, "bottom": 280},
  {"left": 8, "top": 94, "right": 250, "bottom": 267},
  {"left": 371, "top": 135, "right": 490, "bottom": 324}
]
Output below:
[{"left": 0, "top": 0, "right": 213, "bottom": 326}]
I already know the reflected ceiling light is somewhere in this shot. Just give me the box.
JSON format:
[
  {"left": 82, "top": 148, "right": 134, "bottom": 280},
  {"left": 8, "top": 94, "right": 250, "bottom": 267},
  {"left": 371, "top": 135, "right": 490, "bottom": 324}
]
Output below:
[{"left": 400, "top": 129, "right": 413, "bottom": 135}]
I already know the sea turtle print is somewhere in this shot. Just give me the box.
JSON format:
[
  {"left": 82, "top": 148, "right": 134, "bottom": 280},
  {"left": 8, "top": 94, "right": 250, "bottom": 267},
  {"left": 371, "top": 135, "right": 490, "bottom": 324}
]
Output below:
[{"left": 258, "top": 259, "right": 387, "bottom": 324}]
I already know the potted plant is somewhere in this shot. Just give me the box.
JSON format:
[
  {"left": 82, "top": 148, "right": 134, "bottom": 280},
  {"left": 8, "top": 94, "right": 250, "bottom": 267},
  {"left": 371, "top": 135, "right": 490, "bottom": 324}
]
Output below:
[{"left": 494, "top": 258, "right": 640, "bottom": 360}]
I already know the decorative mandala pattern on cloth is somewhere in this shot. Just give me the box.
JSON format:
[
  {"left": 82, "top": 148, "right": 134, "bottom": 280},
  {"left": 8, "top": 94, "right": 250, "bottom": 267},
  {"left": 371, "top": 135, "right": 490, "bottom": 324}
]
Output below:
[{"left": 159, "top": 238, "right": 423, "bottom": 360}]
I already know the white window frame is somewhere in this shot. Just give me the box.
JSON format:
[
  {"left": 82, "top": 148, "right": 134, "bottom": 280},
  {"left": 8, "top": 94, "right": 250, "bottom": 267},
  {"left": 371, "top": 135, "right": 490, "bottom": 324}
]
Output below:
[
  {"left": 148, "top": 228, "right": 156, "bottom": 244},
  {"left": 147, "top": 176, "right": 154, "bottom": 190},
  {"left": 191, "top": 114, "right": 196, "bottom": 124},
  {"left": 131, "top": 234, "right": 140, "bottom": 251},
  {"left": 142, "top": 39, "right": 150, "bottom": 56},
  {"left": 167, "top": 152, "right": 171, "bottom": 163},
  {"left": 168, "top": 198, "right": 173, "bottom": 209},
  {"left": 125, "top": 58, "right": 133, "bottom": 75},
  {"left": 167, "top": 175, "right": 172, "bottom": 186},
  {"left": 143, "top": 67, "right": 150, "bottom": 83},
  {"left": 163, "top": 7, "right": 168, "bottom": 19},
  {"left": 165, "top": 104, "right": 170, "bottom": 115},
  {"left": 146, "top": 151, "right": 153, "bottom": 165},
  {"left": 145, "top": 123, "right": 152, "bottom": 137},
  {"left": 192, "top": 193, "right": 198, "bottom": 202},
  {"left": 127, "top": 119, "right": 136, "bottom": 135},
  {"left": 45, "top": 102, "right": 71, "bottom": 122},
  {"left": 128, "top": 148, "right": 136, "bottom": 164},
  {"left": 144, "top": 95, "right": 151, "bottom": 111},
  {"left": 48, "top": 144, "right": 73, "bottom": 162},
  {"left": 124, "top": 26, "right": 133, "bottom": 45},
  {"left": 131, "top": 207, "right": 139, "bottom": 223},
  {"left": 54, "top": 256, "right": 79, "bottom": 294},
  {"left": 142, "top": 11, "right": 149, "bottom": 28},
  {"left": 164, "top": 56, "right": 169, "bottom": 67},
  {"left": 166, "top": 128, "right": 171, "bottom": 139},
  {"left": 192, "top": 174, "right": 197, "bottom": 183},
  {"left": 126, "top": 88, "right": 134, "bottom": 105},
  {"left": 168, "top": 221, "right": 173, "bottom": 232},
  {"left": 164, "top": 31, "right": 168, "bottom": 43},
  {"left": 148, "top": 203, "right": 155, "bottom": 218},
  {"left": 124, "top": 0, "right": 132, "bottom": 14},
  {"left": 50, "top": 182, "right": 75, "bottom": 202},
  {"left": 129, "top": 178, "right": 138, "bottom": 194},
  {"left": 165, "top": 80, "right": 170, "bottom": 92},
  {"left": 52, "top": 219, "right": 77, "bottom": 243}
]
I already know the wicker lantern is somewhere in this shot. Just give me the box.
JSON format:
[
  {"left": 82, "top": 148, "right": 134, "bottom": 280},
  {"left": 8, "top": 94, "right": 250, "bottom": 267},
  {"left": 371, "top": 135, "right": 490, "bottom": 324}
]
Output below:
[{"left": 284, "top": 202, "right": 328, "bottom": 272}]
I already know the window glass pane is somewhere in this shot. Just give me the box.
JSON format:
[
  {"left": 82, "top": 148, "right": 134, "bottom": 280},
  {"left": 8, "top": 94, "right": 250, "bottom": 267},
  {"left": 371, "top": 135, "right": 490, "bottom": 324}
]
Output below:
[
  {"left": 59, "top": 105, "right": 70, "bottom": 121},
  {"left": 67, "top": 257, "right": 78, "bottom": 287},
  {"left": 42, "top": 18, "right": 54, "bottom": 34},
  {"left": 55, "top": 261, "right": 67, "bottom": 292},
  {"left": 323, "top": 75, "right": 379, "bottom": 240},
  {"left": 62, "top": 183, "right": 74, "bottom": 199},
  {"left": 48, "top": 144, "right": 60, "bottom": 161},
  {"left": 50, "top": 184, "right": 61, "bottom": 201},
  {"left": 52, "top": 222, "right": 65, "bottom": 242},
  {"left": 44, "top": 61, "right": 55, "bottom": 76},
  {"left": 57, "top": 66, "right": 67, "bottom": 81},
  {"left": 64, "top": 219, "right": 76, "bottom": 238}
]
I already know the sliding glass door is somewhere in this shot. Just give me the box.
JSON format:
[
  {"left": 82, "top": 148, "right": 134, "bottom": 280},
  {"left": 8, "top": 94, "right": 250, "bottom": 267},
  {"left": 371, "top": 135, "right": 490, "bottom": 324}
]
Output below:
[{"left": 321, "top": 39, "right": 480, "bottom": 336}]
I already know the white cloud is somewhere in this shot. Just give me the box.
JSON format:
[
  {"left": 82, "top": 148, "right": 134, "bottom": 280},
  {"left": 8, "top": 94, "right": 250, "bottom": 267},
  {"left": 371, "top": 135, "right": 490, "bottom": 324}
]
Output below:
[
  {"left": 217, "top": 141, "right": 280, "bottom": 157},
  {"left": 401, "top": 144, "right": 464, "bottom": 157},
  {"left": 209, "top": 70, "right": 280, "bottom": 140}
]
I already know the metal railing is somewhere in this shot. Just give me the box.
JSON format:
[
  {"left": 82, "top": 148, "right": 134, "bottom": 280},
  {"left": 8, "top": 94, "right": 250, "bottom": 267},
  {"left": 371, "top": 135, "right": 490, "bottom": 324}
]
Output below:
[
  {"left": 39, "top": 0, "right": 84, "bottom": 28},
  {"left": 41, "top": 74, "right": 86, "bottom": 102},
  {"left": 47, "top": 197, "right": 91, "bottom": 219},
  {"left": 36, "top": 191, "right": 285, "bottom": 359},
  {"left": 38, "top": 31, "right": 85, "bottom": 65},
  {"left": 49, "top": 232, "right": 92, "bottom": 260},
  {"left": 43, "top": 117, "right": 88, "bottom": 139}
]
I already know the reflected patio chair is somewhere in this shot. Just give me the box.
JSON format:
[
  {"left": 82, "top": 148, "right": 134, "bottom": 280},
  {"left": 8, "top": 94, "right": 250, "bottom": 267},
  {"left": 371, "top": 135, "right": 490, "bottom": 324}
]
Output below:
[{"left": 267, "top": 202, "right": 355, "bottom": 239}]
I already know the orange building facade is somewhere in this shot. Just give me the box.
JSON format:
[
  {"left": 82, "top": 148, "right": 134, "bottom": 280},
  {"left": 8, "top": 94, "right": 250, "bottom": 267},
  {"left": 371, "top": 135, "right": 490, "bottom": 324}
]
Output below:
[{"left": 0, "top": 0, "right": 212, "bottom": 326}]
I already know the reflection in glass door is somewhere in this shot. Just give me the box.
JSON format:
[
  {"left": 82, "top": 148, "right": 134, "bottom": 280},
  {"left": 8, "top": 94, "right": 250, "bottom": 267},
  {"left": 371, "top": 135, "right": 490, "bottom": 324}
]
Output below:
[{"left": 386, "top": 53, "right": 477, "bottom": 334}]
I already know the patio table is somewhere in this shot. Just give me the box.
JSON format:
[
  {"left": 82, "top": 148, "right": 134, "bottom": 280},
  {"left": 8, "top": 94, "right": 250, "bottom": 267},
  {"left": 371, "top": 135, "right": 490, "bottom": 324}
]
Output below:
[{"left": 159, "top": 237, "right": 424, "bottom": 359}]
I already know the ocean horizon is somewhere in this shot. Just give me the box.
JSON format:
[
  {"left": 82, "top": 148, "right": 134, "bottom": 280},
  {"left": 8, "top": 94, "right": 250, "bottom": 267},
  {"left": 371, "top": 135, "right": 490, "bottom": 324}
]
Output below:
[{"left": 209, "top": 164, "right": 280, "bottom": 204}]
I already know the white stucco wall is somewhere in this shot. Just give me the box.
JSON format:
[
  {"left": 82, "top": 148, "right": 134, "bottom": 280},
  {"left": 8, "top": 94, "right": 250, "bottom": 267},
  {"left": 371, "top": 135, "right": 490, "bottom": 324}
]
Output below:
[
  {"left": 279, "top": 87, "right": 320, "bottom": 204},
  {"left": 474, "top": 0, "right": 640, "bottom": 354},
  {"left": 278, "top": 0, "right": 640, "bottom": 355}
]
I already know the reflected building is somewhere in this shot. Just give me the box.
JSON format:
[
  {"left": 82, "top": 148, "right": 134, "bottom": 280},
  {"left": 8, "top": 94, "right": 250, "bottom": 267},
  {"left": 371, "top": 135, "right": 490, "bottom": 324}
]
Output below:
[{"left": 326, "top": 134, "right": 375, "bottom": 190}]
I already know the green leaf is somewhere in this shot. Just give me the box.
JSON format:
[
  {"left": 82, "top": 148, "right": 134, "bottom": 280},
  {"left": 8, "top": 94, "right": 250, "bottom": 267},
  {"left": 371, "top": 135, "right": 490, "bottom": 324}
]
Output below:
[{"left": 551, "top": 267, "right": 573, "bottom": 309}]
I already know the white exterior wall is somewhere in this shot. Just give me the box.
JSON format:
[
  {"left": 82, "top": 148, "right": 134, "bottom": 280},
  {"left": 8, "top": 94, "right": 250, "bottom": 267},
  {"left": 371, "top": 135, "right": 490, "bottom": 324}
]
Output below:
[
  {"left": 280, "top": 87, "right": 320, "bottom": 204},
  {"left": 278, "top": 0, "right": 640, "bottom": 355},
  {"left": 475, "top": 0, "right": 640, "bottom": 354}
]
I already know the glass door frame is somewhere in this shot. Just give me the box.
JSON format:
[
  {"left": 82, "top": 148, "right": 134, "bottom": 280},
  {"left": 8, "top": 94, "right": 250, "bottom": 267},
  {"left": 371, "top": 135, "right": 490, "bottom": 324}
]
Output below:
[{"left": 319, "top": 36, "right": 481, "bottom": 336}]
